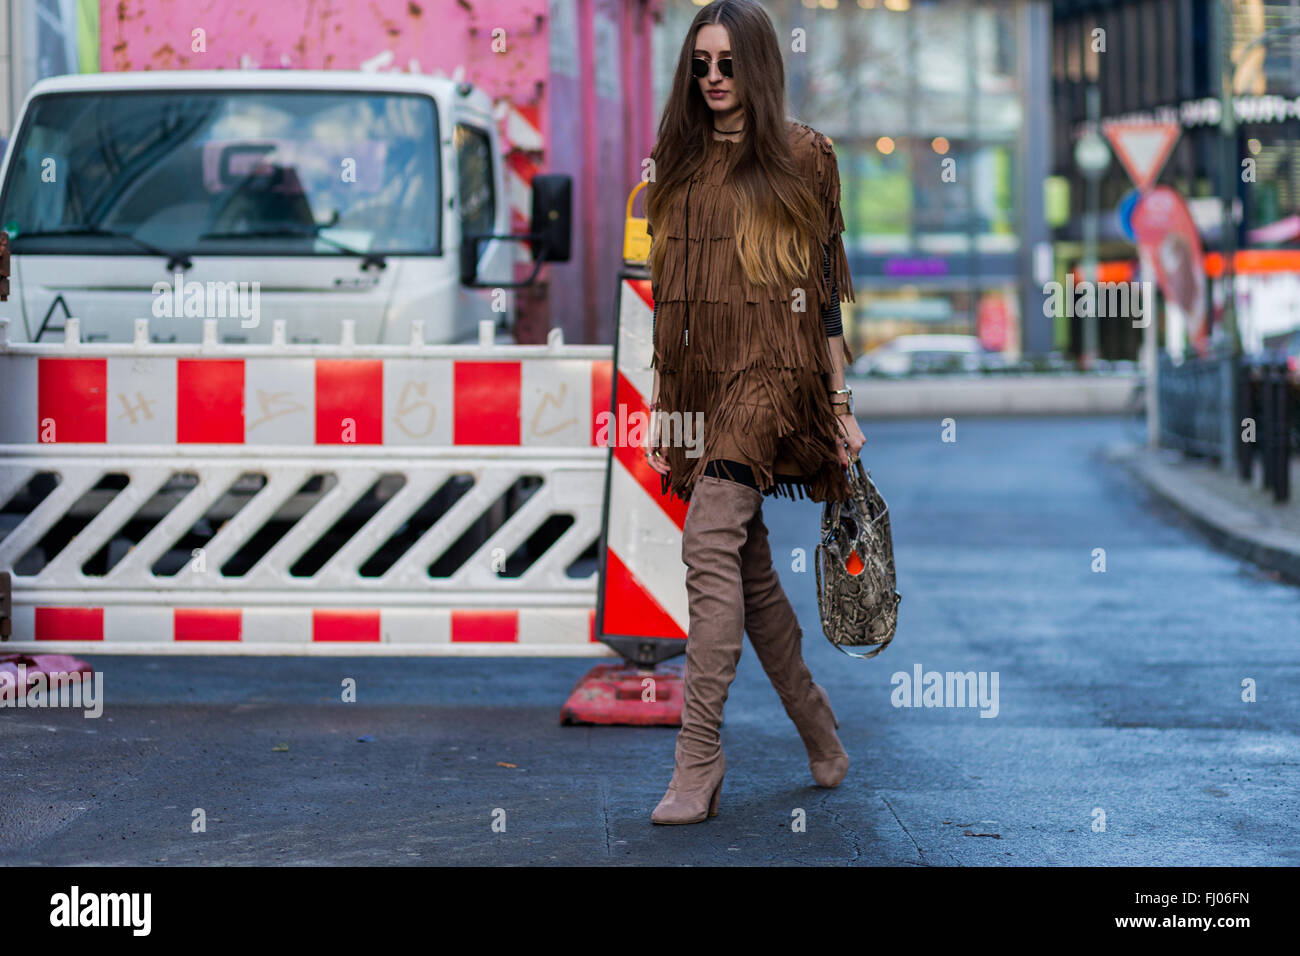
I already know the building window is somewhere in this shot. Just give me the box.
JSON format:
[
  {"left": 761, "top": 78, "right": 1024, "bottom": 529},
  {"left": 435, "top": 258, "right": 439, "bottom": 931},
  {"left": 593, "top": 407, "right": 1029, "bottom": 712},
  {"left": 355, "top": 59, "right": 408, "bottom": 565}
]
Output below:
[
  {"left": 1100, "top": 7, "right": 1121, "bottom": 115},
  {"left": 1191, "top": 0, "right": 1212, "bottom": 98},
  {"left": 1054, "top": 17, "right": 1066, "bottom": 81},
  {"left": 1066, "top": 16, "right": 1083, "bottom": 83},
  {"left": 1170, "top": 0, "right": 1183, "bottom": 99},
  {"left": 1123, "top": 4, "right": 1141, "bottom": 112},
  {"left": 1083, "top": 19, "right": 1100, "bottom": 82}
]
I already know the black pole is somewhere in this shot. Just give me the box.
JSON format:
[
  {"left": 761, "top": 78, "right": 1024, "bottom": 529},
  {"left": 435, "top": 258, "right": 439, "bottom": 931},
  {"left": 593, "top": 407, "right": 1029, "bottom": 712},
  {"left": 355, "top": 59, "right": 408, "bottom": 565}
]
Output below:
[
  {"left": 1271, "top": 363, "right": 1290, "bottom": 503},
  {"left": 1278, "top": 363, "right": 1291, "bottom": 503},
  {"left": 1238, "top": 358, "right": 1254, "bottom": 482},
  {"left": 1262, "top": 363, "right": 1278, "bottom": 497}
]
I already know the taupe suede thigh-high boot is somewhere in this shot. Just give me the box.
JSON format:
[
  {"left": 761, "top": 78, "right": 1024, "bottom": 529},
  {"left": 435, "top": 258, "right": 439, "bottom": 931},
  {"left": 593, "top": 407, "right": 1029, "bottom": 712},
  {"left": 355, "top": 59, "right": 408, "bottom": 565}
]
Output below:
[
  {"left": 651, "top": 474, "right": 763, "bottom": 825},
  {"left": 739, "top": 507, "right": 849, "bottom": 787}
]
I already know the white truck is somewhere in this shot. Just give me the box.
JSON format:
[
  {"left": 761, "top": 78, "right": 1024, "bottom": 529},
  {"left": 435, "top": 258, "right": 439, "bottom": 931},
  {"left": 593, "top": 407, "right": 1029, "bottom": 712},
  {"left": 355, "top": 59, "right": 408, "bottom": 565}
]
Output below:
[{"left": 0, "top": 69, "right": 571, "bottom": 344}]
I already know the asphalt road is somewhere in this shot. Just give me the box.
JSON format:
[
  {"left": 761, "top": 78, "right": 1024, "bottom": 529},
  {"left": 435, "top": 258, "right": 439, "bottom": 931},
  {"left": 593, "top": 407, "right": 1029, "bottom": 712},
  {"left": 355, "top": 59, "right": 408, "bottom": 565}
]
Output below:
[{"left": 3, "top": 416, "right": 1297, "bottom": 865}]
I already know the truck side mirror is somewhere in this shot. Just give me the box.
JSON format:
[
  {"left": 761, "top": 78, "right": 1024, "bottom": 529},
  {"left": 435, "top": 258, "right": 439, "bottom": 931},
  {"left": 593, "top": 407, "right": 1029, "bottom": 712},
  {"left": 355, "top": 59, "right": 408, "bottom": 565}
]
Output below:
[
  {"left": 460, "top": 233, "right": 479, "bottom": 286},
  {"left": 460, "top": 173, "right": 573, "bottom": 288},
  {"left": 529, "top": 174, "right": 571, "bottom": 263}
]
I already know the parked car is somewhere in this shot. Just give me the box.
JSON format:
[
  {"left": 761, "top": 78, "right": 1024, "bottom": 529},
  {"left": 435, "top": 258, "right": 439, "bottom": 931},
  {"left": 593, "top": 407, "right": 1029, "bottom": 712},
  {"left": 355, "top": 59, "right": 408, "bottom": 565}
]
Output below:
[{"left": 852, "top": 334, "right": 998, "bottom": 377}]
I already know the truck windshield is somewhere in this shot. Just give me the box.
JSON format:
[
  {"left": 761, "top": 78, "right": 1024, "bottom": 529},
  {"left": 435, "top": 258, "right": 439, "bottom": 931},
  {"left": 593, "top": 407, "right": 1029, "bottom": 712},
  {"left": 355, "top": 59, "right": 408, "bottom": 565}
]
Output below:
[{"left": 0, "top": 89, "right": 441, "bottom": 256}]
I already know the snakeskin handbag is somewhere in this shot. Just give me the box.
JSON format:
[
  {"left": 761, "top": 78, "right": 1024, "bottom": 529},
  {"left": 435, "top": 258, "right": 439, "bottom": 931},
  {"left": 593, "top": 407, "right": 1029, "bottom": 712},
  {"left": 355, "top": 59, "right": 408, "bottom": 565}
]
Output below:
[{"left": 814, "top": 457, "right": 901, "bottom": 659}]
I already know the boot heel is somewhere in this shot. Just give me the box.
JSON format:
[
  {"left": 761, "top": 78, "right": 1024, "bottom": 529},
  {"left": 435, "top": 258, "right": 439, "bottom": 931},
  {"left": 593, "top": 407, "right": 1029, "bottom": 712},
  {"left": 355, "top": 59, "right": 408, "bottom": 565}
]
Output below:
[
  {"left": 708, "top": 779, "right": 722, "bottom": 817},
  {"left": 800, "top": 684, "right": 848, "bottom": 787}
]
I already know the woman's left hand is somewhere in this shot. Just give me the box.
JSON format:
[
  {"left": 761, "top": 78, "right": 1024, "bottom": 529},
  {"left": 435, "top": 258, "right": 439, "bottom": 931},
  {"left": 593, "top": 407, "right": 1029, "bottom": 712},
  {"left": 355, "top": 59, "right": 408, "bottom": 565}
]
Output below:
[{"left": 834, "top": 411, "right": 866, "bottom": 467}]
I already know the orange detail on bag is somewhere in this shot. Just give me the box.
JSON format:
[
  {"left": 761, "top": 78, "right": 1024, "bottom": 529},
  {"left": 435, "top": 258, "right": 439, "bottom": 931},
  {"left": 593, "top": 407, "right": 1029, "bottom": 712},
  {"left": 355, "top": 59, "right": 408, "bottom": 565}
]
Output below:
[{"left": 845, "top": 549, "right": 865, "bottom": 576}]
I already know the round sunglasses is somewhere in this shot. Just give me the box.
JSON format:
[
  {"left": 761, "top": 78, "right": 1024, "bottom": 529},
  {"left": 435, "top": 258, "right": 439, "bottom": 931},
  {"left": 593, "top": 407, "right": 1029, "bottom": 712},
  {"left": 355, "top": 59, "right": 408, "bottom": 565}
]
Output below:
[{"left": 691, "top": 57, "right": 733, "bottom": 79}]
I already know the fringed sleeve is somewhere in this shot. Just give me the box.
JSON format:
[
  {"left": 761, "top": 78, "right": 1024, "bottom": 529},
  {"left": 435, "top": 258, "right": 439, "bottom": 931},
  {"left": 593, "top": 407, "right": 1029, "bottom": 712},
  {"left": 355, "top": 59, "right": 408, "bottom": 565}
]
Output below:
[
  {"left": 652, "top": 300, "right": 658, "bottom": 360},
  {"left": 820, "top": 244, "right": 842, "bottom": 337},
  {"left": 806, "top": 128, "right": 856, "bottom": 368},
  {"left": 647, "top": 214, "right": 658, "bottom": 364},
  {"left": 811, "top": 131, "right": 855, "bottom": 305}
]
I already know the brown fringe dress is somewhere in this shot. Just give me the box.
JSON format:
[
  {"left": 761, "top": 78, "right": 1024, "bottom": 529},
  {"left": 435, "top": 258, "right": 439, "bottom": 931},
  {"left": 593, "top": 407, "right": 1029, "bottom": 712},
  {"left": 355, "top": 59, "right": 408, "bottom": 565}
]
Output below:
[{"left": 648, "top": 121, "right": 856, "bottom": 505}]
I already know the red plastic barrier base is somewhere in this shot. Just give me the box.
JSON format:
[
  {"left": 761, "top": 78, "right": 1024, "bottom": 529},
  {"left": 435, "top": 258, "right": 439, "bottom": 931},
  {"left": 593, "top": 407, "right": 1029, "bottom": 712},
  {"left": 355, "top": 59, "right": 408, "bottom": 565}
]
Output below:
[
  {"left": 560, "top": 660, "right": 685, "bottom": 726},
  {"left": 0, "top": 654, "right": 94, "bottom": 692}
]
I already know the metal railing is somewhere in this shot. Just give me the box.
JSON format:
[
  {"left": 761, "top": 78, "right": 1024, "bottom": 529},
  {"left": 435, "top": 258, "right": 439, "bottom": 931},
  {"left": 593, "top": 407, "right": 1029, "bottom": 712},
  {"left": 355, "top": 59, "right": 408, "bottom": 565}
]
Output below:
[
  {"left": 1156, "top": 351, "right": 1239, "bottom": 462},
  {"left": 1237, "top": 359, "right": 1294, "bottom": 504},
  {"left": 1156, "top": 350, "right": 1294, "bottom": 504}
]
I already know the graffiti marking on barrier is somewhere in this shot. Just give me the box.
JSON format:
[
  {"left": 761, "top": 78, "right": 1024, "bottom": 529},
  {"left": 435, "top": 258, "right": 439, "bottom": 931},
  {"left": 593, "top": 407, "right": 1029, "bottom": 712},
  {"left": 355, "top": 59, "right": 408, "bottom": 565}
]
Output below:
[
  {"left": 116, "top": 391, "right": 157, "bottom": 425},
  {"left": 248, "top": 389, "right": 307, "bottom": 431},
  {"left": 530, "top": 383, "right": 578, "bottom": 438},
  {"left": 392, "top": 380, "right": 438, "bottom": 438}
]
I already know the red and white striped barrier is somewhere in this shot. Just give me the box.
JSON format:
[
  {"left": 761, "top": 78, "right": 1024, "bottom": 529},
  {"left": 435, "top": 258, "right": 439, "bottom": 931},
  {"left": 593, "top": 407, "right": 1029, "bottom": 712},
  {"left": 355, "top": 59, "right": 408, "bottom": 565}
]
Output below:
[
  {"left": 0, "top": 318, "right": 623, "bottom": 655},
  {"left": 497, "top": 100, "right": 544, "bottom": 237},
  {"left": 593, "top": 277, "right": 689, "bottom": 661},
  {"left": 8, "top": 605, "right": 601, "bottom": 656},
  {"left": 0, "top": 329, "right": 609, "bottom": 450}
]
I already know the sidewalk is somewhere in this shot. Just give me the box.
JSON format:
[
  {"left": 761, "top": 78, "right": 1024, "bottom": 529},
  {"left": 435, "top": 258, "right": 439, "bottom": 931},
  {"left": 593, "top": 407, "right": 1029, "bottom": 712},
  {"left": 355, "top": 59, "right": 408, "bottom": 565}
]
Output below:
[
  {"left": 1106, "top": 441, "right": 1300, "bottom": 586},
  {"left": 847, "top": 373, "right": 1134, "bottom": 418}
]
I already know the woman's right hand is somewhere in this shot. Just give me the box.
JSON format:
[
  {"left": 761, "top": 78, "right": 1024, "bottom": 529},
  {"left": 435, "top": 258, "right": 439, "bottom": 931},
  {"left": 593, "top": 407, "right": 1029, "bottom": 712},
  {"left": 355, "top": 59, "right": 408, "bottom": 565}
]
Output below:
[
  {"left": 645, "top": 373, "right": 671, "bottom": 475},
  {"left": 645, "top": 404, "right": 671, "bottom": 476},
  {"left": 645, "top": 445, "right": 671, "bottom": 476}
]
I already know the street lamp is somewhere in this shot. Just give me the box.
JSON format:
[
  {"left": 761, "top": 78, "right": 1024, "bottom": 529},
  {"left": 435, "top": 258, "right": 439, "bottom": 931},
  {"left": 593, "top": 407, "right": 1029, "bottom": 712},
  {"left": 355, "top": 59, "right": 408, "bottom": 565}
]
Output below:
[{"left": 1074, "top": 85, "right": 1110, "bottom": 370}]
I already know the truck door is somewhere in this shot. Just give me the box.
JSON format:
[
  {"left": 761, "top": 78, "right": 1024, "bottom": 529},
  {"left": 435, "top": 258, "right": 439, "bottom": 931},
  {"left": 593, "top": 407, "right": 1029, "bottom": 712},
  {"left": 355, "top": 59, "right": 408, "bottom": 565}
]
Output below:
[{"left": 455, "top": 122, "right": 511, "bottom": 341}]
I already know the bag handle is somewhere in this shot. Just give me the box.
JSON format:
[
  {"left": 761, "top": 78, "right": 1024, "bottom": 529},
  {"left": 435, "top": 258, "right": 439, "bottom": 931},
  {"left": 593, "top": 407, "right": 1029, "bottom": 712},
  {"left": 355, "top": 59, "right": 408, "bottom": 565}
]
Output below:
[
  {"left": 823, "top": 455, "right": 866, "bottom": 524},
  {"left": 832, "top": 638, "right": 892, "bottom": 660},
  {"left": 852, "top": 455, "right": 868, "bottom": 489}
]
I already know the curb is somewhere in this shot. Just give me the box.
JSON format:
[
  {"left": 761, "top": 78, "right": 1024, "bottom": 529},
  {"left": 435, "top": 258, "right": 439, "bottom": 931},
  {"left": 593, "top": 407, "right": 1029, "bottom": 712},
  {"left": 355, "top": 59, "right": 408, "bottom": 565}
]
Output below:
[{"left": 1105, "top": 442, "right": 1300, "bottom": 586}]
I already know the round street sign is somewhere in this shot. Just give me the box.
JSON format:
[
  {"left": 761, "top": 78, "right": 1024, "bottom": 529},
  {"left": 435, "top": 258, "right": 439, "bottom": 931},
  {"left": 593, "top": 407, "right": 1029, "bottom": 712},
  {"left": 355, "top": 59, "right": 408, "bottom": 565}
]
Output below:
[
  {"left": 1117, "top": 187, "right": 1139, "bottom": 242},
  {"left": 1074, "top": 132, "right": 1111, "bottom": 177}
]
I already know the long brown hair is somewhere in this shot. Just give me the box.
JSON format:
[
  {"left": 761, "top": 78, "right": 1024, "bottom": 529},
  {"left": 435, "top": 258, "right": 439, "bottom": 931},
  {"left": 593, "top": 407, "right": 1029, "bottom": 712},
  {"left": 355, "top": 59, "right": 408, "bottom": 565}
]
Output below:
[{"left": 646, "top": 0, "right": 824, "bottom": 294}]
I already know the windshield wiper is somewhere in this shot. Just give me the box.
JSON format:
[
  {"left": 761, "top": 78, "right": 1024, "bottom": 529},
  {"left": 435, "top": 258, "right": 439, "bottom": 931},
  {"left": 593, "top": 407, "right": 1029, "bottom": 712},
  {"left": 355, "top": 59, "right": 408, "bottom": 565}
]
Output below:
[
  {"left": 198, "top": 226, "right": 386, "bottom": 269},
  {"left": 14, "top": 226, "right": 191, "bottom": 270}
]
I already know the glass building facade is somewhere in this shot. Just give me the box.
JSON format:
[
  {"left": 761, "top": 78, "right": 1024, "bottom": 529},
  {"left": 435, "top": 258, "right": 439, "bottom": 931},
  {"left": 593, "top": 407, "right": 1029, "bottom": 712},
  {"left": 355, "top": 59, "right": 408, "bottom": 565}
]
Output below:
[
  {"left": 1053, "top": 0, "right": 1300, "bottom": 358},
  {"left": 654, "top": 0, "right": 1051, "bottom": 360}
]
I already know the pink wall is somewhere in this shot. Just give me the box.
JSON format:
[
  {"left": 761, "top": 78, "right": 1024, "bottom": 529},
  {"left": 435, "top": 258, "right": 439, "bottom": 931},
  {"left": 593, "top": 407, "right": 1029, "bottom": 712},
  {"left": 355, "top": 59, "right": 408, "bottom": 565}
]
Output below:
[
  {"left": 100, "top": 0, "right": 664, "bottom": 345},
  {"left": 547, "top": 0, "right": 660, "bottom": 343},
  {"left": 102, "top": 0, "right": 550, "bottom": 102}
]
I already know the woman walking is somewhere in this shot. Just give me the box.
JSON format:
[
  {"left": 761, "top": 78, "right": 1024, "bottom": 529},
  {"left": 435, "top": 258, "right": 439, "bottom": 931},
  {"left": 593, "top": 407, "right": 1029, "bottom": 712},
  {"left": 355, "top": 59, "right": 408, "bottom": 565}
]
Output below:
[{"left": 643, "top": 0, "right": 866, "bottom": 825}]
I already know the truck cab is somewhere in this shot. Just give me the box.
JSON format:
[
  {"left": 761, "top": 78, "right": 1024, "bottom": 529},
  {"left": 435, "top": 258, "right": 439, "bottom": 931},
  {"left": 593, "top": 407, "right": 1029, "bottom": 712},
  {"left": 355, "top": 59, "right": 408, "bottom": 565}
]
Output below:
[{"left": 0, "top": 70, "right": 570, "bottom": 345}]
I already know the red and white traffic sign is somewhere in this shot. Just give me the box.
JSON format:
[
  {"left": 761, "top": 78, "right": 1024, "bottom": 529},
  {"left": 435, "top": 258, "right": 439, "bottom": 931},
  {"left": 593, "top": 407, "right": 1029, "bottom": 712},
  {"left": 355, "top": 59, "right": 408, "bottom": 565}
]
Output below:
[
  {"left": 1103, "top": 122, "right": 1180, "bottom": 192},
  {"left": 1132, "top": 185, "right": 1208, "bottom": 354}
]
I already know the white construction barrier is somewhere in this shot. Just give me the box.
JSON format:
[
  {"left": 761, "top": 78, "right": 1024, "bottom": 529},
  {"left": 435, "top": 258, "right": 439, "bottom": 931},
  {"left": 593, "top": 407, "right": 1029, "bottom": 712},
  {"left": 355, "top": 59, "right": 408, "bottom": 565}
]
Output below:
[{"left": 0, "top": 317, "right": 618, "bottom": 655}]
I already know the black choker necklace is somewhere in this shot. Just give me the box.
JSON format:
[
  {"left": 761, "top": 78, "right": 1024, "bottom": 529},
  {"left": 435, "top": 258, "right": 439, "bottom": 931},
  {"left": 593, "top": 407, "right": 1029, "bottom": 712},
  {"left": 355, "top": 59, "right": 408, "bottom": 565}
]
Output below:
[{"left": 713, "top": 125, "right": 743, "bottom": 134}]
